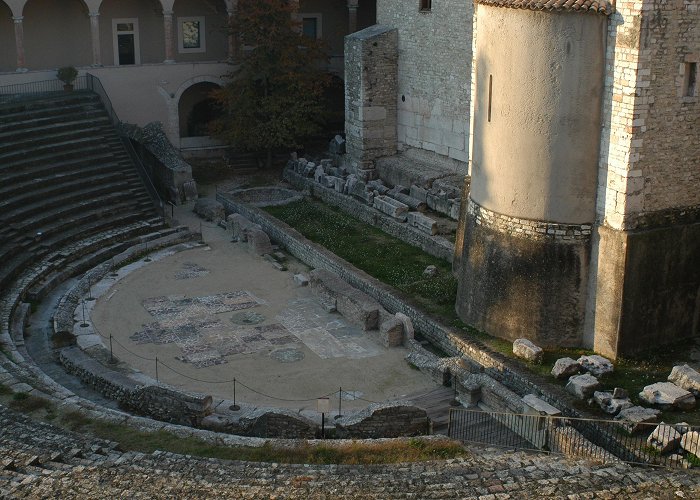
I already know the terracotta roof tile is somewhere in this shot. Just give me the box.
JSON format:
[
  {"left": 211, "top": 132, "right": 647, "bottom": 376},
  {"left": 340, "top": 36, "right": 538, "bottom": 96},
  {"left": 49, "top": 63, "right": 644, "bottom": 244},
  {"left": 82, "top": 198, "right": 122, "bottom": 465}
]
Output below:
[{"left": 474, "top": 0, "right": 614, "bottom": 15}]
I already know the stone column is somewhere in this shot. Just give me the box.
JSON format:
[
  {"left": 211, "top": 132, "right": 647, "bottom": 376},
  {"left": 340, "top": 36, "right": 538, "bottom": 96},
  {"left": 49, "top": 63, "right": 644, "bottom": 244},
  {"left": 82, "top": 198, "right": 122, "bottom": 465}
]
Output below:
[
  {"left": 227, "top": 8, "right": 237, "bottom": 61},
  {"left": 89, "top": 13, "right": 102, "bottom": 66},
  {"left": 347, "top": 0, "right": 359, "bottom": 34},
  {"left": 163, "top": 10, "right": 175, "bottom": 63},
  {"left": 12, "top": 16, "right": 27, "bottom": 72}
]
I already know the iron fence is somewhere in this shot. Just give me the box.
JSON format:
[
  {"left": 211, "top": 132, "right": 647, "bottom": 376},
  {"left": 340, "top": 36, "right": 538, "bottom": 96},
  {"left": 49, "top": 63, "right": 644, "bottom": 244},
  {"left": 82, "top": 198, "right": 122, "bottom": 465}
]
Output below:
[
  {"left": 0, "top": 76, "right": 90, "bottom": 102},
  {"left": 448, "top": 408, "right": 699, "bottom": 469}
]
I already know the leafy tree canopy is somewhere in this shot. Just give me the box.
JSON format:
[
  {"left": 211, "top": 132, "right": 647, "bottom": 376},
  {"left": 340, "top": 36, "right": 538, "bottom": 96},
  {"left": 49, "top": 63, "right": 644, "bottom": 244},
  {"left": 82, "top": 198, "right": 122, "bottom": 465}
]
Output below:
[{"left": 210, "top": 0, "right": 331, "bottom": 163}]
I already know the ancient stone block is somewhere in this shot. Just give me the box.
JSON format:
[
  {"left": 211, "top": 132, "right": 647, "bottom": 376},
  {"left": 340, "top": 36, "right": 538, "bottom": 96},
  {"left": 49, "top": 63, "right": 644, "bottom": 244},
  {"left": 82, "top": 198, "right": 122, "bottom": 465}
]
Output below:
[
  {"left": 423, "top": 265, "right": 438, "bottom": 277},
  {"left": 410, "top": 184, "right": 428, "bottom": 203},
  {"left": 522, "top": 394, "right": 561, "bottom": 416},
  {"left": 577, "top": 355, "right": 614, "bottom": 377},
  {"left": 335, "top": 402, "right": 427, "bottom": 439},
  {"left": 293, "top": 274, "right": 309, "bottom": 287},
  {"left": 329, "top": 134, "right": 346, "bottom": 154},
  {"left": 246, "top": 229, "right": 273, "bottom": 256},
  {"left": 639, "top": 382, "right": 696, "bottom": 410},
  {"left": 393, "top": 192, "right": 427, "bottom": 211},
  {"left": 565, "top": 374, "right": 600, "bottom": 399},
  {"left": 395, "top": 313, "right": 414, "bottom": 340},
  {"left": 182, "top": 179, "right": 198, "bottom": 201},
  {"left": 668, "top": 364, "right": 700, "bottom": 397},
  {"left": 373, "top": 195, "right": 408, "bottom": 222},
  {"left": 193, "top": 198, "right": 224, "bottom": 224},
  {"left": 512, "top": 339, "right": 543, "bottom": 364},
  {"left": 551, "top": 357, "right": 581, "bottom": 379},
  {"left": 407, "top": 212, "right": 438, "bottom": 235},
  {"left": 426, "top": 190, "right": 451, "bottom": 215},
  {"left": 593, "top": 391, "right": 633, "bottom": 415},
  {"left": 309, "top": 269, "right": 382, "bottom": 330},
  {"left": 614, "top": 406, "right": 661, "bottom": 434},
  {"left": 314, "top": 165, "right": 325, "bottom": 183},
  {"left": 681, "top": 431, "right": 700, "bottom": 458},
  {"left": 229, "top": 214, "right": 261, "bottom": 242},
  {"left": 647, "top": 422, "right": 682, "bottom": 454},
  {"left": 380, "top": 317, "right": 404, "bottom": 347},
  {"left": 367, "top": 179, "right": 390, "bottom": 195}
]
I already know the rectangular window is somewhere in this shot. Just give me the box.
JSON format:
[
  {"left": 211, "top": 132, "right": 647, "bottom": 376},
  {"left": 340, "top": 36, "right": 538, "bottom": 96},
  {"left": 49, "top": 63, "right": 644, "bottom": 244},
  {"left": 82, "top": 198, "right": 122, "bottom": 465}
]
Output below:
[
  {"left": 178, "top": 16, "right": 206, "bottom": 53},
  {"left": 301, "top": 14, "right": 322, "bottom": 39},
  {"left": 684, "top": 62, "right": 697, "bottom": 97},
  {"left": 420, "top": 0, "right": 432, "bottom": 11}
]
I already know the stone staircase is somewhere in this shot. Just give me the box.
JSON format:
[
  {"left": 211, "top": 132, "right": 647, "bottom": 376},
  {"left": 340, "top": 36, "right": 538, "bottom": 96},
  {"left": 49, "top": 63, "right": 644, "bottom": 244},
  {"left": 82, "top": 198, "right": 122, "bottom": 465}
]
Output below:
[{"left": 0, "top": 91, "right": 162, "bottom": 292}]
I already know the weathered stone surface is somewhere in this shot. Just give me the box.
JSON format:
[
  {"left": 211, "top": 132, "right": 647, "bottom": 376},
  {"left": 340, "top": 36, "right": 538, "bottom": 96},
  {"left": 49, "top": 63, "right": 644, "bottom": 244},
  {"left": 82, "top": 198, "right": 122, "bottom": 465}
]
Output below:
[
  {"left": 426, "top": 190, "right": 452, "bottom": 215},
  {"left": 314, "top": 165, "right": 325, "bottom": 183},
  {"left": 335, "top": 402, "right": 427, "bottom": 439},
  {"left": 246, "top": 229, "right": 273, "bottom": 256},
  {"left": 615, "top": 406, "right": 661, "bottom": 434},
  {"left": 367, "top": 179, "right": 390, "bottom": 195},
  {"left": 423, "top": 265, "right": 438, "bottom": 277},
  {"left": 395, "top": 313, "right": 415, "bottom": 340},
  {"left": 647, "top": 422, "right": 682, "bottom": 454},
  {"left": 639, "top": 382, "right": 696, "bottom": 410},
  {"left": 228, "top": 214, "right": 262, "bottom": 242},
  {"left": 409, "top": 184, "right": 428, "bottom": 203},
  {"left": 639, "top": 382, "right": 696, "bottom": 411},
  {"left": 309, "top": 268, "right": 382, "bottom": 330},
  {"left": 380, "top": 317, "right": 404, "bottom": 347},
  {"left": 238, "top": 409, "right": 317, "bottom": 439},
  {"left": 668, "top": 364, "right": 700, "bottom": 397},
  {"left": 393, "top": 192, "right": 427, "bottom": 211},
  {"left": 329, "top": 134, "right": 346, "bottom": 154},
  {"left": 193, "top": 198, "right": 224, "bottom": 224},
  {"left": 681, "top": 431, "right": 700, "bottom": 458},
  {"left": 182, "top": 179, "right": 198, "bottom": 202},
  {"left": 577, "top": 355, "right": 614, "bottom": 377},
  {"left": 522, "top": 394, "right": 561, "bottom": 416},
  {"left": 593, "top": 391, "right": 633, "bottom": 415},
  {"left": 373, "top": 195, "right": 409, "bottom": 221},
  {"left": 293, "top": 274, "right": 309, "bottom": 287},
  {"left": 612, "top": 387, "right": 628, "bottom": 399},
  {"left": 512, "top": 339, "right": 543, "bottom": 364},
  {"left": 551, "top": 357, "right": 581, "bottom": 379},
  {"left": 407, "top": 212, "right": 438, "bottom": 235},
  {"left": 565, "top": 374, "right": 601, "bottom": 399}
]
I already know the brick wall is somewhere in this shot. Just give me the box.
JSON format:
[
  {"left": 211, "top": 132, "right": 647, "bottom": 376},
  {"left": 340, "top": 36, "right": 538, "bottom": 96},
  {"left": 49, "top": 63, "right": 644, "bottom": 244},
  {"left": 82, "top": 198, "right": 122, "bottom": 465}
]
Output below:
[{"left": 377, "top": 0, "right": 473, "bottom": 164}]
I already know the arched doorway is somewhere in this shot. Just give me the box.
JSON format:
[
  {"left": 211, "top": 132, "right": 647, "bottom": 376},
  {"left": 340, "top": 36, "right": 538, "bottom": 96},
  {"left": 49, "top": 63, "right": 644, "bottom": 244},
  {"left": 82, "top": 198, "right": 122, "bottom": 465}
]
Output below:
[{"left": 178, "top": 81, "right": 224, "bottom": 153}]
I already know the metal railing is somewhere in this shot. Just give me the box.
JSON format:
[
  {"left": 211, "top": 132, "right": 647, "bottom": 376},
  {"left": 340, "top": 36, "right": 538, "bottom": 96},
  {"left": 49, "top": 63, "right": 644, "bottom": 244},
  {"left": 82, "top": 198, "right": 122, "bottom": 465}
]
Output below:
[
  {"left": 84, "top": 73, "right": 119, "bottom": 128},
  {"left": 0, "top": 76, "right": 90, "bottom": 102},
  {"left": 448, "top": 408, "right": 699, "bottom": 469}
]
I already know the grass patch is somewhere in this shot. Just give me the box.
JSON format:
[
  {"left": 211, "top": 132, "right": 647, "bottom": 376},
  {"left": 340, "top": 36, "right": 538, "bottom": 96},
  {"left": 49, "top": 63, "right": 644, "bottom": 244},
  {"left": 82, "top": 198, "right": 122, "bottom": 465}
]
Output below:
[
  {"left": 0, "top": 383, "right": 12, "bottom": 396},
  {"left": 265, "top": 199, "right": 458, "bottom": 319},
  {"left": 9, "top": 392, "right": 52, "bottom": 412}
]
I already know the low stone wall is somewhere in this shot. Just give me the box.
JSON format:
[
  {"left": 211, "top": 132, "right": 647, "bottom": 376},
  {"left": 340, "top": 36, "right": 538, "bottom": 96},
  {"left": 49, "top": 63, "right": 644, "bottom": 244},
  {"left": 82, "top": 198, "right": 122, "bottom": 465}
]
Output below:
[
  {"left": 239, "top": 409, "right": 317, "bottom": 439},
  {"left": 58, "top": 347, "right": 213, "bottom": 426},
  {"left": 549, "top": 426, "right": 613, "bottom": 462},
  {"left": 405, "top": 339, "right": 475, "bottom": 386},
  {"left": 335, "top": 402, "right": 428, "bottom": 439},
  {"left": 284, "top": 168, "right": 455, "bottom": 263}
]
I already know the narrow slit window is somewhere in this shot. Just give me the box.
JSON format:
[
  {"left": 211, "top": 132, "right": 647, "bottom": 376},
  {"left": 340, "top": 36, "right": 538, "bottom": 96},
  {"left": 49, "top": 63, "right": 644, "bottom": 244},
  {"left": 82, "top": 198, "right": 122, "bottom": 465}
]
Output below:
[
  {"left": 488, "top": 74, "right": 493, "bottom": 122},
  {"left": 420, "top": 0, "right": 432, "bottom": 12},
  {"left": 685, "top": 62, "right": 697, "bottom": 97}
]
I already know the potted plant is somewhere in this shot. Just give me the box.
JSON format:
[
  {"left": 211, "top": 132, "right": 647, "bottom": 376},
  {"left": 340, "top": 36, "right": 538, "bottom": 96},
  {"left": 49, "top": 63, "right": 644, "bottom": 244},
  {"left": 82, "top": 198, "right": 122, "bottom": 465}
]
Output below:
[{"left": 57, "top": 66, "right": 78, "bottom": 91}]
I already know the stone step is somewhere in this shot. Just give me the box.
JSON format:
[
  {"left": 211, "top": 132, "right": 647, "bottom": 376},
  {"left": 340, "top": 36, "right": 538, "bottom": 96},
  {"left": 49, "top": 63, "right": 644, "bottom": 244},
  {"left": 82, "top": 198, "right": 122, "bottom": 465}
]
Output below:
[
  {"left": 0, "top": 92, "right": 99, "bottom": 116},
  {"left": 0, "top": 126, "right": 118, "bottom": 157},
  {"left": 0, "top": 180, "right": 151, "bottom": 225},
  {"left": 0, "top": 170, "right": 140, "bottom": 214},
  {"left": 0, "top": 116, "right": 112, "bottom": 147},
  {"left": 0, "top": 107, "right": 106, "bottom": 135},
  {"left": 0, "top": 152, "right": 132, "bottom": 188},
  {"left": 0, "top": 136, "right": 110, "bottom": 166}
]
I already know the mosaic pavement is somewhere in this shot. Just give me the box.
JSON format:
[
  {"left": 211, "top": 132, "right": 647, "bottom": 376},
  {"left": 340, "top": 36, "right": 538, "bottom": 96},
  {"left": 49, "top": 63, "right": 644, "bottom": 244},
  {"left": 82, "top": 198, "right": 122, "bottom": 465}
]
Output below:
[
  {"left": 174, "top": 262, "right": 211, "bottom": 280},
  {"left": 130, "top": 293, "right": 380, "bottom": 368}
]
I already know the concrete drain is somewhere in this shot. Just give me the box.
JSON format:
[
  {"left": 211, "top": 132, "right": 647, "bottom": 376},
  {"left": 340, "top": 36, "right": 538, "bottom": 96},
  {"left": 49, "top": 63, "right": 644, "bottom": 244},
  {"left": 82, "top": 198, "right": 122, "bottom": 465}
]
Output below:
[
  {"left": 230, "top": 311, "right": 266, "bottom": 325},
  {"left": 270, "top": 348, "right": 305, "bottom": 363}
]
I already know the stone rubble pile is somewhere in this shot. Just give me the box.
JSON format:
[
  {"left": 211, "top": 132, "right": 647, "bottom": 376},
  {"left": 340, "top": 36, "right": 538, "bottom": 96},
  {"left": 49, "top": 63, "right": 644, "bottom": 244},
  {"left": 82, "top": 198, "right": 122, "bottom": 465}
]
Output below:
[{"left": 286, "top": 156, "right": 461, "bottom": 235}]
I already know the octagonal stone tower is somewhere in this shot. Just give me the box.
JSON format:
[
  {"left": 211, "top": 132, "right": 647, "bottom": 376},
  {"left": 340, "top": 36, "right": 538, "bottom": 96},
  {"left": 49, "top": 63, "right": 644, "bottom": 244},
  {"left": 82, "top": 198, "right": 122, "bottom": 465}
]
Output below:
[{"left": 456, "top": 0, "right": 612, "bottom": 347}]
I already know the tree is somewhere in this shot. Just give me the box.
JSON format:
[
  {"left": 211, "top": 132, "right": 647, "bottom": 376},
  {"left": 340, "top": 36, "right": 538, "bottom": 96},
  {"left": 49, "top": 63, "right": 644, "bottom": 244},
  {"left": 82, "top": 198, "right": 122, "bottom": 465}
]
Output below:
[{"left": 210, "top": 0, "right": 331, "bottom": 168}]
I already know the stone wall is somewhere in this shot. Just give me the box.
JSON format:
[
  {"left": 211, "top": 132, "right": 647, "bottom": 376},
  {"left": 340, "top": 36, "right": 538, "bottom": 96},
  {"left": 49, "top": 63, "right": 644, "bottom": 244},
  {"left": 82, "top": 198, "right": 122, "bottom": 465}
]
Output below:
[
  {"left": 335, "top": 402, "right": 428, "bottom": 438},
  {"left": 58, "top": 347, "right": 213, "bottom": 426},
  {"left": 377, "top": 0, "right": 472, "bottom": 165},
  {"left": 344, "top": 25, "right": 398, "bottom": 171},
  {"left": 597, "top": 0, "right": 700, "bottom": 231}
]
